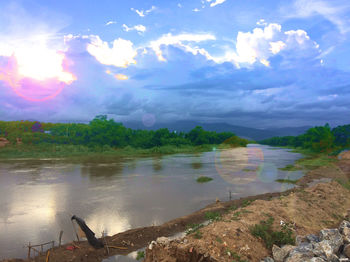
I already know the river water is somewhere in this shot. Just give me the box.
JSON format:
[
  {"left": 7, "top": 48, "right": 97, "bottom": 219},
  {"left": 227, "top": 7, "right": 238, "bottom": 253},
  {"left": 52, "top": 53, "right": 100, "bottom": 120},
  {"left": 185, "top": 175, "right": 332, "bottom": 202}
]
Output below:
[{"left": 0, "top": 144, "right": 304, "bottom": 259}]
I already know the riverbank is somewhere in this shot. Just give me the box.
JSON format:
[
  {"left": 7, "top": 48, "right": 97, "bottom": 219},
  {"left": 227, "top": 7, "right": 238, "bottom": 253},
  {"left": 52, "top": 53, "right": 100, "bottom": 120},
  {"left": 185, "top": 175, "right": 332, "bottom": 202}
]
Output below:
[
  {"left": 0, "top": 143, "right": 231, "bottom": 159},
  {"left": 1, "top": 150, "right": 349, "bottom": 262}
]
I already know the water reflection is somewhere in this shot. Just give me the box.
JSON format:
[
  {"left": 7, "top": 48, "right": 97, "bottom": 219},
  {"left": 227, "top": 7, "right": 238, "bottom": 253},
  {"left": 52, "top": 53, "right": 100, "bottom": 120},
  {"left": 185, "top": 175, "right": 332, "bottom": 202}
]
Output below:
[
  {"left": 191, "top": 161, "right": 202, "bottom": 169},
  {"left": 81, "top": 161, "right": 124, "bottom": 179},
  {"left": 0, "top": 144, "right": 304, "bottom": 259},
  {"left": 152, "top": 156, "right": 163, "bottom": 172}
]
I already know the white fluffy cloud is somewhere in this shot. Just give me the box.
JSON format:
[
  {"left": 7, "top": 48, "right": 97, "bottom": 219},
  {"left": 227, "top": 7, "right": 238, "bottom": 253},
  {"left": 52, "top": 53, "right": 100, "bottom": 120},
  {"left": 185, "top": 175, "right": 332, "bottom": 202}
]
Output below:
[
  {"left": 149, "top": 33, "right": 216, "bottom": 61},
  {"left": 122, "top": 24, "right": 146, "bottom": 34},
  {"left": 217, "top": 23, "right": 319, "bottom": 67},
  {"left": 209, "top": 0, "right": 226, "bottom": 7},
  {"left": 131, "top": 6, "right": 156, "bottom": 17},
  {"left": 86, "top": 35, "right": 137, "bottom": 68},
  {"left": 105, "top": 21, "right": 116, "bottom": 26}
]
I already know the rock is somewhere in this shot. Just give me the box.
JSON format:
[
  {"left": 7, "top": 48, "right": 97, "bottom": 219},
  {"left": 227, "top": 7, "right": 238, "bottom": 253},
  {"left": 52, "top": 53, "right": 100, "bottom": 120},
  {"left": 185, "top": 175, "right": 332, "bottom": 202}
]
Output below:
[
  {"left": 344, "top": 244, "right": 350, "bottom": 258},
  {"left": 272, "top": 245, "right": 290, "bottom": 262},
  {"left": 328, "top": 254, "right": 340, "bottom": 262},
  {"left": 296, "top": 235, "right": 308, "bottom": 245},
  {"left": 339, "top": 221, "right": 350, "bottom": 234},
  {"left": 319, "top": 229, "right": 343, "bottom": 254},
  {"left": 339, "top": 151, "right": 350, "bottom": 160},
  {"left": 306, "top": 234, "right": 320, "bottom": 243},
  {"left": 148, "top": 240, "right": 156, "bottom": 250},
  {"left": 308, "top": 258, "right": 326, "bottom": 262},
  {"left": 344, "top": 228, "right": 350, "bottom": 244},
  {"left": 261, "top": 257, "right": 274, "bottom": 262},
  {"left": 293, "top": 243, "right": 314, "bottom": 254},
  {"left": 312, "top": 242, "right": 327, "bottom": 258},
  {"left": 285, "top": 252, "right": 314, "bottom": 262},
  {"left": 156, "top": 236, "right": 170, "bottom": 245}
]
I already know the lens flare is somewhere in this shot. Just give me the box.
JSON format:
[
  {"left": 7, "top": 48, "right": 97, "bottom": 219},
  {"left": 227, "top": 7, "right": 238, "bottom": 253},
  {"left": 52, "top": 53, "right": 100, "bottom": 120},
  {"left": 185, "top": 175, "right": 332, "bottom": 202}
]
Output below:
[
  {"left": 0, "top": 50, "right": 76, "bottom": 102},
  {"left": 215, "top": 146, "right": 264, "bottom": 185}
]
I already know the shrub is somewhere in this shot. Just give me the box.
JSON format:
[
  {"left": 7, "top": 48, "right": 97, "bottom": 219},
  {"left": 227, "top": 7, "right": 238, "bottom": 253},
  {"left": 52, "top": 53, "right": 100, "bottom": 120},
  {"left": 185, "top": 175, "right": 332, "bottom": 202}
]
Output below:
[{"left": 249, "top": 215, "right": 294, "bottom": 249}]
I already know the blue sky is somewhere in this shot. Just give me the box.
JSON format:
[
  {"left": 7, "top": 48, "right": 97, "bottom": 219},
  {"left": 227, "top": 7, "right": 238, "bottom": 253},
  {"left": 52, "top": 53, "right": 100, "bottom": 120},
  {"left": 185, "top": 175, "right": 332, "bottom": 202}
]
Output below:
[{"left": 0, "top": 0, "right": 349, "bottom": 128}]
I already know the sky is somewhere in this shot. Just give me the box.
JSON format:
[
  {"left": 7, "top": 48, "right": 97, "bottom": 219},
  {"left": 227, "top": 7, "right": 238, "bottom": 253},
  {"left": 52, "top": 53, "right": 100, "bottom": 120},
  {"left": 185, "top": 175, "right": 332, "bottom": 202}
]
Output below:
[{"left": 0, "top": 0, "right": 349, "bottom": 128}]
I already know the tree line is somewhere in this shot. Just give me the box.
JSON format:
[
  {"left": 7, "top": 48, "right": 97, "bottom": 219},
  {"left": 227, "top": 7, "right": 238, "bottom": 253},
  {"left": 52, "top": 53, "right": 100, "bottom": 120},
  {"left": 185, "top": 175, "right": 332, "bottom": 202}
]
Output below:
[
  {"left": 259, "top": 123, "right": 350, "bottom": 153},
  {"left": 0, "top": 115, "right": 249, "bottom": 149}
]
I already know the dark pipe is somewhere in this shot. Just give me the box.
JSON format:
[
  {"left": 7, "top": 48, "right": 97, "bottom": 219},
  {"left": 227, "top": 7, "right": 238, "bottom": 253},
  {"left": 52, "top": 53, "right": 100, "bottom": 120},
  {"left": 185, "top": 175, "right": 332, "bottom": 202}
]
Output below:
[{"left": 71, "top": 215, "right": 104, "bottom": 249}]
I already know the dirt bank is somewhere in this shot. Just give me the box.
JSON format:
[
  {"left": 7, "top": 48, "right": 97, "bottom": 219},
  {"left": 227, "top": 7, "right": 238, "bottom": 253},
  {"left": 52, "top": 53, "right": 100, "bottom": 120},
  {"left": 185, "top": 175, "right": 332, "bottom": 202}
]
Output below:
[
  {"left": 2, "top": 158, "right": 350, "bottom": 262},
  {"left": 145, "top": 159, "right": 350, "bottom": 262}
]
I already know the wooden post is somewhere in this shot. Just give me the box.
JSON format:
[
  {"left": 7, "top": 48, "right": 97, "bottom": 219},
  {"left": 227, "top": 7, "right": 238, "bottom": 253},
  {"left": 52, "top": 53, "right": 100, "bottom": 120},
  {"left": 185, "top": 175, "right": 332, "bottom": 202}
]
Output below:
[
  {"left": 59, "top": 230, "right": 63, "bottom": 247},
  {"left": 102, "top": 231, "right": 109, "bottom": 255},
  {"left": 27, "top": 242, "right": 31, "bottom": 259}
]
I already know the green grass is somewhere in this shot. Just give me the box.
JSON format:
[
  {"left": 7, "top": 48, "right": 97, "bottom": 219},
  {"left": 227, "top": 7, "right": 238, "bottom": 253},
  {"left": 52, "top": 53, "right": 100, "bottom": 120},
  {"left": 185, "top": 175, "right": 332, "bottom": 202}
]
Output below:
[
  {"left": 277, "top": 149, "right": 337, "bottom": 172},
  {"left": 275, "top": 179, "right": 298, "bottom": 184},
  {"left": 205, "top": 211, "right": 221, "bottom": 221},
  {"left": 278, "top": 164, "right": 302, "bottom": 171},
  {"left": 136, "top": 251, "right": 145, "bottom": 260},
  {"left": 0, "top": 143, "right": 221, "bottom": 159},
  {"left": 249, "top": 215, "right": 294, "bottom": 249},
  {"left": 241, "top": 199, "right": 254, "bottom": 207},
  {"left": 336, "top": 178, "right": 350, "bottom": 191},
  {"left": 296, "top": 155, "right": 337, "bottom": 170},
  {"left": 196, "top": 176, "right": 213, "bottom": 183}
]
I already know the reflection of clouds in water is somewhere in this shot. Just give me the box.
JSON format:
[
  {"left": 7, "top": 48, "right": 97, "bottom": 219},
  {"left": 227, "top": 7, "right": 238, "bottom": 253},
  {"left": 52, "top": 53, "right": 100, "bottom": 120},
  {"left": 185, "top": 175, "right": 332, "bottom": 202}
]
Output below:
[
  {"left": 215, "top": 147, "right": 263, "bottom": 185},
  {"left": 102, "top": 249, "right": 143, "bottom": 262},
  {"left": 86, "top": 209, "right": 131, "bottom": 237},
  {"left": 257, "top": 163, "right": 278, "bottom": 183}
]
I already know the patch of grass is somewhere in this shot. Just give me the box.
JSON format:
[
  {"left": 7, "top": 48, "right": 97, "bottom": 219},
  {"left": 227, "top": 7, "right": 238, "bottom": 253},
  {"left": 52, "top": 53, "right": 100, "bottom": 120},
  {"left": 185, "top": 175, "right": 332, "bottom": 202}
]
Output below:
[
  {"left": 232, "top": 211, "right": 242, "bottom": 221},
  {"left": 205, "top": 211, "right": 221, "bottom": 221},
  {"left": 295, "top": 154, "right": 337, "bottom": 170},
  {"left": 278, "top": 164, "right": 301, "bottom": 171},
  {"left": 194, "top": 231, "right": 203, "bottom": 239},
  {"left": 196, "top": 176, "right": 213, "bottom": 183},
  {"left": 336, "top": 179, "right": 350, "bottom": 191},
  {"left": 241, "top": 199, "right": 254, "bottom": 207},
  {"left": 228, "top": 205, "right": 237, "bottom": 211},
  {"left": 241, "top": 209, "right": 253, "bottom": 214},
  {"left": 185, "top": 223, "right": 204, "bottom": 235},
  {"left": 136, "top": 251, "right": 145, "bottom": 260},
  {"left": 249, "top": 215, "right": 294, "bottom": 249},
  {"left": 275, "top": 179, "right": 298, "bottom": 184}
]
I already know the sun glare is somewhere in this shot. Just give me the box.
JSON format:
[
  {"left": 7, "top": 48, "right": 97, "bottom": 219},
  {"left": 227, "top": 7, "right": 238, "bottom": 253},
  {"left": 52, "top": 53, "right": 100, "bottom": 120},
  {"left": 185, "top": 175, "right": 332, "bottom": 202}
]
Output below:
[{"left": 15, "top": 46, "right": 75, "bottom": 84}]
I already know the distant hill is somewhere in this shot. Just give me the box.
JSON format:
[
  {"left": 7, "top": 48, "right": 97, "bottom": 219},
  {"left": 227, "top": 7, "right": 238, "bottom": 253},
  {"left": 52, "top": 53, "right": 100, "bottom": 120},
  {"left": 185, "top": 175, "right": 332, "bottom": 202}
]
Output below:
[{"left": 123, "top": 121, "right": 311, "bottom": 141}]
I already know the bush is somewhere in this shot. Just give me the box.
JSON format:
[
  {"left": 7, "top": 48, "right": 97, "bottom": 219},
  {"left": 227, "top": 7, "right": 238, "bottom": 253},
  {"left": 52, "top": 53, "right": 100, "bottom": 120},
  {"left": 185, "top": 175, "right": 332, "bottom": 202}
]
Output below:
[{"left": 249, "top": 215, "right": 294, "bottom": 249}]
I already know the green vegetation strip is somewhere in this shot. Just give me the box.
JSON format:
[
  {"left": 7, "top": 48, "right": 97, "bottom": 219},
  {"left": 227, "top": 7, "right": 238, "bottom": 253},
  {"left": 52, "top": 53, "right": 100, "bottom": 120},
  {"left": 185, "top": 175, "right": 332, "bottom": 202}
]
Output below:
[
  {"left": 196, "top": 176, "right": 213, "bottom": 183},
  {"left": 275, "top": 179, "right": 298, "bottom": 184}
]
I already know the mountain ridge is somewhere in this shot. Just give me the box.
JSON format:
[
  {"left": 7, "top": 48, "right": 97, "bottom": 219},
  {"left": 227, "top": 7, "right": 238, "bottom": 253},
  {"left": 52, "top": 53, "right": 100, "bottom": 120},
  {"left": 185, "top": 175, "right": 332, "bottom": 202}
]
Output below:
[{"left": 123, "top": 120, "right": 311, "bottom": 141}]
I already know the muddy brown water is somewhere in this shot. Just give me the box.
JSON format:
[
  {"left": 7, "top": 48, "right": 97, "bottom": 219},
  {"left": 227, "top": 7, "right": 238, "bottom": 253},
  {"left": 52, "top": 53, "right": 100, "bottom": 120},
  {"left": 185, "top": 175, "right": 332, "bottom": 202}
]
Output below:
[{"left": 0, "top": 144, "right": 304, "bottom": 259}]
